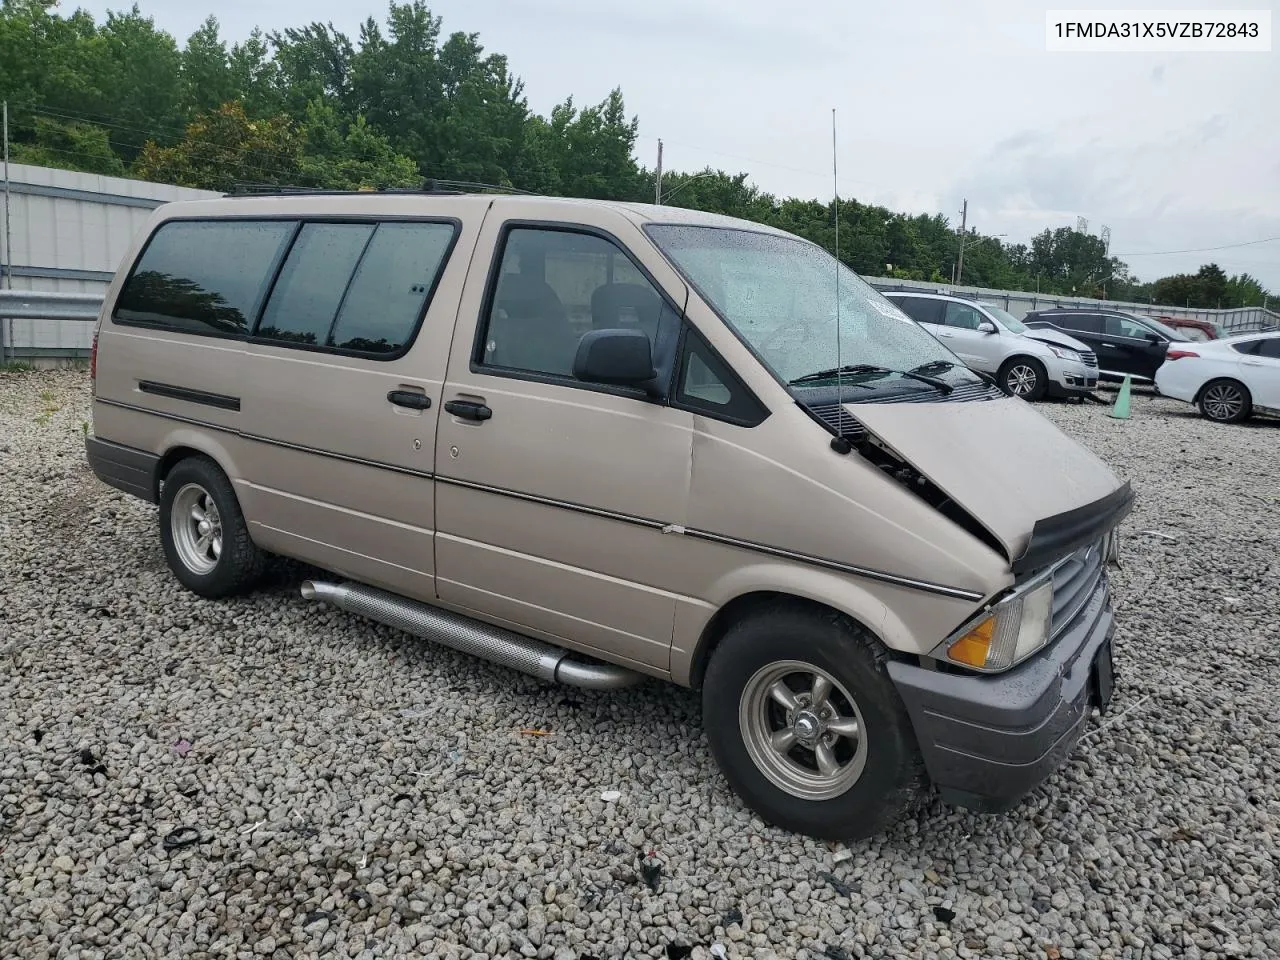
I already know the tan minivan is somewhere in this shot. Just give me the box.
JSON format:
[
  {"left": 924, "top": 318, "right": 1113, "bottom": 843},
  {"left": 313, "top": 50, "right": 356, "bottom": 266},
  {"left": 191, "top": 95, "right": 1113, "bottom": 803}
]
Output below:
[{"left": 85, "top": 189, "right": 1132, "bottom": 840}]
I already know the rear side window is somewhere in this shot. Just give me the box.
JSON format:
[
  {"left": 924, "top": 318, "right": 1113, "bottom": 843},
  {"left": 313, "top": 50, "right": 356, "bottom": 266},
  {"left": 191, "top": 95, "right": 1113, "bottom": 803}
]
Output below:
[
  {"left": 1058, "top": 314, "right": 1103, "bottom": 334},
  {"left": 1259, "top": 339, "right": 1280, "bottom": 359},
  {"left": 330, "top": 223, "right": 456, "bottom": 353},
  {"left": 114, "top": 217, "right": 457, "bottom": 359},
  {"left": 113, "top": 220, "right": 294, "bottom": 336},
  {"left": 256, "top": 223, "right": 375, "bottom": 346},
  {"left": 256, "top": 220, "right": 457, "bottom": 356},
  {"left": 891, "top": 296, "right": 945, "bottom": 325}
]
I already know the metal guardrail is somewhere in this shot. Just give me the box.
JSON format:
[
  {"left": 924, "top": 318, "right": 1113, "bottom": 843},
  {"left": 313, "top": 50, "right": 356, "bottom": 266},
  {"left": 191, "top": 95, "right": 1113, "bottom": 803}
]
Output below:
[
  {"left": 0, "top": 290, "right": 103, "bottom": 362},
  {"left": 0, "top": 289, "right": 103, "bottom": 321}
]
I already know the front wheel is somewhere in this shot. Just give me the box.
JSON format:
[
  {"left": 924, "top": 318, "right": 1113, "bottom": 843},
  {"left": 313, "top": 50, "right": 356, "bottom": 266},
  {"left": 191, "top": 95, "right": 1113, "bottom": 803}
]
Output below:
[
  {"left": 1197, "top": 379, "right": 1251, "bottom": 423},
  {"left": 701, "top": 605, "right": 925, "bottom": 841},
  {"left": 997, "top": 356, "right": 1048, "bottom": 401}
]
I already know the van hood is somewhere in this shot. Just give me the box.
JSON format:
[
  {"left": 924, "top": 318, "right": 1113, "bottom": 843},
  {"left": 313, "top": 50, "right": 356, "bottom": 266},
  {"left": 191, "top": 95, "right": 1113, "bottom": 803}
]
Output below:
[
  {"left": 847, "top": 395, "right": 1133, "bottom": 572},
  {"left": 1022, "top": 327, "right": 1092, "bottom": 353}
]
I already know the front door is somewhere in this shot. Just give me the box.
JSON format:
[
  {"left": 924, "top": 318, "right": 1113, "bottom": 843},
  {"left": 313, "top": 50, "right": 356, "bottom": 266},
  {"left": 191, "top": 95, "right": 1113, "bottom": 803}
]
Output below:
[
  {"left": 1102, "top": 315, "right": 1167, "bottom": 380},
  {"left": 940, "top": 300, "right": 998, "bottom": 373},
  {"left": 433, "top": 213, "right": 696, "bottom": 671}
]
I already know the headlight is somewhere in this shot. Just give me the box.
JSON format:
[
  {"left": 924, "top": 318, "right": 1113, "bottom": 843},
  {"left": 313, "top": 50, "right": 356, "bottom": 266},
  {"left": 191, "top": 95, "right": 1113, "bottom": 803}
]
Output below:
[
  {"left": 941, "top": 578, "right": 1055, "bottom": 671},
  {"left": 1047, "top": 344, "right": 1080, "bottom": 361}
]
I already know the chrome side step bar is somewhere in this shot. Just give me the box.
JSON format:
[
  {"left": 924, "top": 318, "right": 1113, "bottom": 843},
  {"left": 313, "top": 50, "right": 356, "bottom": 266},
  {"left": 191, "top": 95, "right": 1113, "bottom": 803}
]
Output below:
[{"left": 300, "top": 580, "right": 645, "bottom": 690}]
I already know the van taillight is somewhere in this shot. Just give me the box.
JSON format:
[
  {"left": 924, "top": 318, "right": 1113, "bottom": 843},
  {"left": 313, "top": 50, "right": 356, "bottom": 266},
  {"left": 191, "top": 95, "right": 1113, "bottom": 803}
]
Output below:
[
  {"left": 1166, "top": 349, "right": 1199, "bottom": 360},
  {"left": 90, "top": 330, "right": 99, "bottom": 384}
]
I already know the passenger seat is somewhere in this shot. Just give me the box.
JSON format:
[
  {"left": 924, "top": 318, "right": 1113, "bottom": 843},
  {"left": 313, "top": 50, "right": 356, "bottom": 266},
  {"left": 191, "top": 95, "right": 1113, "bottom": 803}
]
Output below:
[{"left": 487, "top": 273, "right": 579, "bottom": 376}]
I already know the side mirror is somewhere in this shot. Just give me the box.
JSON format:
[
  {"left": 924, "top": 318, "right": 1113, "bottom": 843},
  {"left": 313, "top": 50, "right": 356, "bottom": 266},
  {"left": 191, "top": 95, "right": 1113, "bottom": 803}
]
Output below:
[
  {"left": 1145, "top": 332, "right": 1162, "bottom": 345},
  {"left": 573, "top": 328, "right": 659, "bottom": 393},
  {"left": 977, "top": 320, "right": 997, "bottom": 334}
]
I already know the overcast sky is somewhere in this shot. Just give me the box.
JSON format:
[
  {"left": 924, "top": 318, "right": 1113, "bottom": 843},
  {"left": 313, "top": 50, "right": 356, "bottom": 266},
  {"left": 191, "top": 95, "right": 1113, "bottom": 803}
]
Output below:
[{"left": 76, "top": 0, "right": 1280, "bottom": 293}]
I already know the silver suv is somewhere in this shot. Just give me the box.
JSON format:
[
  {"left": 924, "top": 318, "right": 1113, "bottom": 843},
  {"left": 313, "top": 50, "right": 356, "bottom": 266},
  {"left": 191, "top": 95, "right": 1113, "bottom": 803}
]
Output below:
[{"left": 884, "top": 291, "right": 1098, "bottom": 400}]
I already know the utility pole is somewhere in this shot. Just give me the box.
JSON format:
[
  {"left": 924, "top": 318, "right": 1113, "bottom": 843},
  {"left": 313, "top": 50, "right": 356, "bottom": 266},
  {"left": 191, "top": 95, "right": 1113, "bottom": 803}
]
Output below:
[
  {"left": 954, "top": 199, "right": 968, "bottom": 285},
  {"left": 3, "top": 100, "right": 10, "bottom": 291},
  {"left": 3, "top": 100, "right": 11, "bottom": 365},
  {"left": 654, "top": 139, "right": 663, "bottom": 206}
]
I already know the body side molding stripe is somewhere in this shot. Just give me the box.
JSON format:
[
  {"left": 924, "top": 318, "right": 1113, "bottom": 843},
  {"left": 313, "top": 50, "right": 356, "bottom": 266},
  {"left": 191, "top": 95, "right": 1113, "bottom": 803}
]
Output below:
[{"left": 95, "top": 396, "right": 985, "bottom": 600}]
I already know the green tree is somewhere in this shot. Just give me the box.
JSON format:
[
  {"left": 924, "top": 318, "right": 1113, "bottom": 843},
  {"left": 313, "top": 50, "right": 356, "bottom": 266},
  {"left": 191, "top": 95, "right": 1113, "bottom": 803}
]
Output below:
[
  {"left": 133, "top": 100, "right": 301, "bottom": 191},
  {"left": 92, "top": 5, "right": 183, "bottom": 159},
  {"left": 10, "top": 116, "right": 125, "bottom": 176},
  {"left": 180, "top": 16, "right": 234, "bottom": 120},
  {"left": 269, "top": 21, "right": 355, "bottom": 118},
  {"left": 296, "top": 99, "right": 419, "bottom": 190}
]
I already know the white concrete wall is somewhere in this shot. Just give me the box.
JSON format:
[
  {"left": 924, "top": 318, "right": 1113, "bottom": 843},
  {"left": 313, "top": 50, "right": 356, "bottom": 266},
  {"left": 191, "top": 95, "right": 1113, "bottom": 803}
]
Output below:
[{"left": 1, "top": 163, "right": 219, "bottom": 356}]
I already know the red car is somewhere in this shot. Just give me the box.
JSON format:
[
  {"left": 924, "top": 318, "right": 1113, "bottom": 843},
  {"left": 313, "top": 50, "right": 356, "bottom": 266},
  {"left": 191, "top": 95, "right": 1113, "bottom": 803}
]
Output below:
[{"left": 1154, "top": 316, "right": 1219, "bottom": 341}]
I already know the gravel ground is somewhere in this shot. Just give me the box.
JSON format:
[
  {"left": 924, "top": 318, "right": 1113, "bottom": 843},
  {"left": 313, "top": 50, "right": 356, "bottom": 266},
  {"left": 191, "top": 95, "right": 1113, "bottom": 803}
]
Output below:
[{"left": 2, "top": 369, "right": 1277, "bottom": 960}]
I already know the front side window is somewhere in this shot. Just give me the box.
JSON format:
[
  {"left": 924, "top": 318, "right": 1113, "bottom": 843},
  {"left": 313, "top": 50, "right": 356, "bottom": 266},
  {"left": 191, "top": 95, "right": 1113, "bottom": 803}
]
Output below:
[
  {"left": 943, "top": 301, "right": 985, "bottom": 330},
  {"left": 479, "top": 227, "right": 681, "bottom": 382},
  {"left": 1106, "top": 315, "right": 1156, "bottom": 339},
  {"left": 113, "top": 219, "right": 295, "bottom": 336},
  {"left": 673, "top": 327, "right": 769, "bottom": 425},
  {"left": 646, "top": 224, "right": 981, "bottom": 393},
  {"left": 981, "top": 303, "right": 1028, "bottom": 333},
  {"left": 1133, "top": 315, "right": 1192, "bottom": 341}
]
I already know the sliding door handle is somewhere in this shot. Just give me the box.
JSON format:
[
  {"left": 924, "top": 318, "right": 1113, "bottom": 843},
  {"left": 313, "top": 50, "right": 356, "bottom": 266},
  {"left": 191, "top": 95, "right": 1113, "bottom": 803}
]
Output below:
[
  {"left": 387, "top": 389, "right": 432, "bottom": 410},
  {"left": 444, "top": 399, "right": 492, "bottom": 422}
]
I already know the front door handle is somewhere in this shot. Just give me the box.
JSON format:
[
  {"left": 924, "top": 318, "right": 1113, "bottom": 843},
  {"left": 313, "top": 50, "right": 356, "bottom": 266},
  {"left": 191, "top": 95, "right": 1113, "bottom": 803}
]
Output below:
[
  {"left": 444, "top": 399, "right": 493, "bottom": 422},
  {"left": 388, "top": 389, "right": 431, "bottom": 410}
]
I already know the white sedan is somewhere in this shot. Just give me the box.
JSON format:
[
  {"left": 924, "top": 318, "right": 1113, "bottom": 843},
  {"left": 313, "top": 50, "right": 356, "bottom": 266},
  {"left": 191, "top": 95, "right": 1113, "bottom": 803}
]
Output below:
[{"left": 1154, "top": 331, "right": 1280, "bottom": 423}]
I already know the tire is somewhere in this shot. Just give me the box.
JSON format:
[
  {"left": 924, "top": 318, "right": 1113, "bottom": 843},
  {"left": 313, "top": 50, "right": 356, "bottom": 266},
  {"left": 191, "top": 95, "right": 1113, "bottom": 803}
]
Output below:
[
  {"left": 158, "top": 455, "right": 265, "bottom": 598},
  {"left": 997, "top": 356, "right": 1048, "bottom": 401},
  {"left": 1197, "top": 378, "right": 1251, "bottom": 424},
  {"left": 701, "top": 604, "right": 926, "bottom": 841}
]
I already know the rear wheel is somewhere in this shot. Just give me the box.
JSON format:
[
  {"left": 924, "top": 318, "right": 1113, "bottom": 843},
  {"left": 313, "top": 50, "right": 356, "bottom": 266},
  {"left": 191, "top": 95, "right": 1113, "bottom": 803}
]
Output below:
[
  {"left": 1197, "top": 378, "right": 1251, "bottom": 423},
  {"left": 997, "top": 356, "right": 1048, "bottom": 401},
  {"left": 159, "top": 456, "right": 265, "bottom": 598},
  {"left": 701, "top": 605, "right": 925, "bottom": 841}
]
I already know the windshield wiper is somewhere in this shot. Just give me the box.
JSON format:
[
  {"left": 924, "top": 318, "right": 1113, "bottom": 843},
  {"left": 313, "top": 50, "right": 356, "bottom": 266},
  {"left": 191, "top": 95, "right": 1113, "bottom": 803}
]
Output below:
[
  {"left": 787, "top": 364, "right": 877, "bottom": 387},
  {"left": 790, "top": 363, "right": 953, "bottom": 394},
  {"left": 908, "top": 359, "right": 957, "bottom": 374}
]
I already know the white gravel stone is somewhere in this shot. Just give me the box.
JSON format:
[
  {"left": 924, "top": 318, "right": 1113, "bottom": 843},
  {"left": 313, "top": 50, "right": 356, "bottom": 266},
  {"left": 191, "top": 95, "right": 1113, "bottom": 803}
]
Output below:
[{"left": 1, "top": 371, "right": 1277, "bottom": 960}]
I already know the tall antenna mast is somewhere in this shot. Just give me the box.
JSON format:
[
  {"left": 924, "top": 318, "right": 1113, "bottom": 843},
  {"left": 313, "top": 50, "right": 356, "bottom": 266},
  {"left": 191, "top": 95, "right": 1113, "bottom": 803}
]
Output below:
[{"left": 832, "top": 108, "right": 842, "bottom": 417}]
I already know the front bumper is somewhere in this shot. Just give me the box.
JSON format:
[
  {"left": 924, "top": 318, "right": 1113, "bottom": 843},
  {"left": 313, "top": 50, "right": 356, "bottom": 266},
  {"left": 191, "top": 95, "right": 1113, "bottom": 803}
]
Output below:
[
  {"left": 887, "top": 570, "right": 1115, "bottom": 812},
  {"left": 1047, "top": 366, "right": 1099, "bottom": 397}
]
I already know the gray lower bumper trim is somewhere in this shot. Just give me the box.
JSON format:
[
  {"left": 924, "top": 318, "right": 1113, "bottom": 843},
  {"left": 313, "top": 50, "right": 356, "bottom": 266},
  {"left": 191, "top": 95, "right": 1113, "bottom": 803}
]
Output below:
[
  {"left": 888, "top": 574, "right": 1115, "bottom": 812},
  {"left": 85, "top": 436, "right": 160, "bottom": 503}
]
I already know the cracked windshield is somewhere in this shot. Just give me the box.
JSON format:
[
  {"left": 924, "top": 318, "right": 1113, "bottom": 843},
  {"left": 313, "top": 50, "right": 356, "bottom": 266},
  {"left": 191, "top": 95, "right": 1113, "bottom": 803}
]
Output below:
[{"left": 648, "top": 225, "right": 980, "bottom": 389}]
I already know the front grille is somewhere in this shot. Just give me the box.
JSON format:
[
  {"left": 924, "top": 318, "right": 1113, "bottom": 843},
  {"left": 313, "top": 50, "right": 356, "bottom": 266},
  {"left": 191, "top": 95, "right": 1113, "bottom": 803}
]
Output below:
[
  {"left": 808, "top": 380, "right": 1005, "bottom": 440},
  {"left": 1080, "top": 351, "right": 1098, "bottom": 368},
  {"left": 1048, "top": 539, "right": 1105, "bottom": 638}
]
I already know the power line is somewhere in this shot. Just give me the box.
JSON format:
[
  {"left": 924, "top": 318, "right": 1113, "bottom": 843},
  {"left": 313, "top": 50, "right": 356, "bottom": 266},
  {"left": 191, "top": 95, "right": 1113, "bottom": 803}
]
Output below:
[{"left": 1112, "top": 236, "right": 1280, "bottom": 256}]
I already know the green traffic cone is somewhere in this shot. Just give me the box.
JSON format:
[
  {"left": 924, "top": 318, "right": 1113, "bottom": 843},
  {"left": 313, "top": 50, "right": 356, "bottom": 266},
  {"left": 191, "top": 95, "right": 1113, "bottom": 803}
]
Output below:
[{"left": 1109, "top": 375, "right": 1132, "bottom": 419}]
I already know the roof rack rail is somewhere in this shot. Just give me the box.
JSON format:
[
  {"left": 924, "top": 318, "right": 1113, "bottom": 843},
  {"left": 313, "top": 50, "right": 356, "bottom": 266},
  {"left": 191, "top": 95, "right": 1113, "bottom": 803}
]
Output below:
[{"left": 227, "top": 179, "right": 539, "bottom": 198}]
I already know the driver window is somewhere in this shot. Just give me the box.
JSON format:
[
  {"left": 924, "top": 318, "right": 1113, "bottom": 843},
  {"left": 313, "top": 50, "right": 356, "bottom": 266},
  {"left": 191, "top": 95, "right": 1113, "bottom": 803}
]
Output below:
[
  {"left": 1106, "top": 316, "right": 1152, "bottom": 339},
  {"left": 943, "top": 302, "right": 983, "bottom": 330},
  {"left": 481, "top": 227, "right": 681, "bottom": 382}
]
